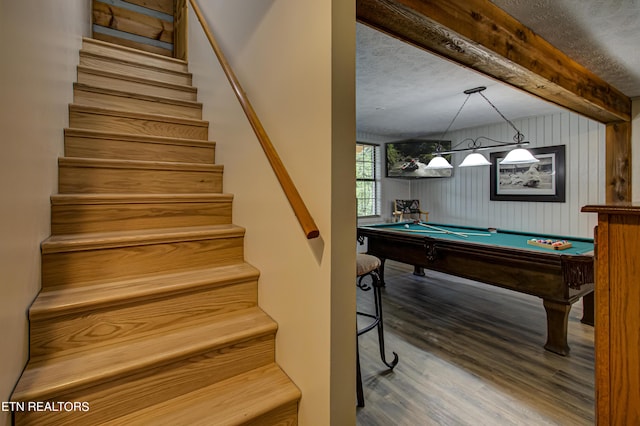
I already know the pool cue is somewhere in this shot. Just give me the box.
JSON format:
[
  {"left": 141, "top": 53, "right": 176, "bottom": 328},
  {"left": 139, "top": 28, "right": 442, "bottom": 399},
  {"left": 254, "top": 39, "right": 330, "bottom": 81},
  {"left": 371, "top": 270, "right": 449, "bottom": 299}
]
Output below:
[
  {"left": 403, "top": 228, "right": 492, "bottom": 236},
  {"left": 400, "top": 229, "right": 446, "bottom": 234},
  {"left": 416, "top": 222, "right": 469, "bottom": 238}
]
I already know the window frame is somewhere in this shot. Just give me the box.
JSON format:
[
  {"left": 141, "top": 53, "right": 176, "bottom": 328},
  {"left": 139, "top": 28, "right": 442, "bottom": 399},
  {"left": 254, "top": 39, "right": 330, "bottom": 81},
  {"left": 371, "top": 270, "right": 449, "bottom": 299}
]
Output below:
[{"left": 356, "top": 142, "right": 380, "bottom": 218}]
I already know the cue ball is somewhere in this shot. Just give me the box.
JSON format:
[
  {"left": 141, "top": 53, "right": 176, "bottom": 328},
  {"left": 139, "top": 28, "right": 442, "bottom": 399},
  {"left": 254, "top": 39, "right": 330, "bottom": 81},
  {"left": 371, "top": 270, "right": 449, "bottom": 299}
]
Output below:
[{"left": 404, "top": 224, "right": 410, "bottom": 228}]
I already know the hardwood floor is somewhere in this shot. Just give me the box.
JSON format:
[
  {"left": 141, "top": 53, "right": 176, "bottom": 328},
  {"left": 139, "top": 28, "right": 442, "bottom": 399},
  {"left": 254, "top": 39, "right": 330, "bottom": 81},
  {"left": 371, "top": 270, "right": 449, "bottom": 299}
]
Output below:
[{"left": 356, "top": 261, "right": 594, "bottom": 425}]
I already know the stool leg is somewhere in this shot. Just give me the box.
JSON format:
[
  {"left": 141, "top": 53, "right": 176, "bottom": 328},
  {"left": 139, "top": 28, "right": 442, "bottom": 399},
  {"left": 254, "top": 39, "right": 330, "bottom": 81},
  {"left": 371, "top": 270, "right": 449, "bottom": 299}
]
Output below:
[
  {"left": 355, "top": 265, "right": 399, "bottom": 407},
  {"left": 372, "top": 269, "right": 398, "bottom": 369},
  {"left": 356, "top": 337, "right": 364, "bottom": 407}
]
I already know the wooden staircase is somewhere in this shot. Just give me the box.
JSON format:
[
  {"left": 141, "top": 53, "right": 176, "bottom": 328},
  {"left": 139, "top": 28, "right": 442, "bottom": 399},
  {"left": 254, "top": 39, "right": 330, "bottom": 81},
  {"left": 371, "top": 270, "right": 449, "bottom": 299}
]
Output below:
[{"left": 11, "top": 37, "right": 300, "bottom": 425}]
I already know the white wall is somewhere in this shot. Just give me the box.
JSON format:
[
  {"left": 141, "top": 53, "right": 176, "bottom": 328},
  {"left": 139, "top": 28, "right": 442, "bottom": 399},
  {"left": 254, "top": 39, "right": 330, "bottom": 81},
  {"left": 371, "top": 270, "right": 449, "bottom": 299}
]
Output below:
[
  {"left": 396, "top": 111, "right": 605, "bottom": 238},
  {"left": 0, "top": 1, "right": 90, "bottom": 425},
  {"left": 187, "top": 2, "right": 355, "bottom": 424}
]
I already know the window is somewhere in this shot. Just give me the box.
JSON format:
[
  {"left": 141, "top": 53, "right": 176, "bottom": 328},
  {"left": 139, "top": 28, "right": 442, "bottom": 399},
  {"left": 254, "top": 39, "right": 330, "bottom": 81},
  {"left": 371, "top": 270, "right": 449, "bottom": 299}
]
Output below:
[{"left": 356, "top": 143, "right": 379, "bottom": 217}]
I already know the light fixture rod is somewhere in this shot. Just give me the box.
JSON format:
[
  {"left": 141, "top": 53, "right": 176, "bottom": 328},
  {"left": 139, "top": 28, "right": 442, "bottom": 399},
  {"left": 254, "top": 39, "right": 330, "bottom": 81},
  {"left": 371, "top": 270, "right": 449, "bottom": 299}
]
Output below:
[
  {"left": 429, "top": 86, "right": 531, "bottom": 162},
  {"left": 436, "top": 90, "right": 473, "bottom": 147},
  {"left": 437, "top": 138, "right": 529, "bottom": 155},
  {"left": 425, "top": 84, "right": 540, "bottom": 169},
  {"left": 477, "top": 90, "right": 525, "bottom": 144},
  {"left": 463, "top": 86, "right": 486, "bottom": 95}
]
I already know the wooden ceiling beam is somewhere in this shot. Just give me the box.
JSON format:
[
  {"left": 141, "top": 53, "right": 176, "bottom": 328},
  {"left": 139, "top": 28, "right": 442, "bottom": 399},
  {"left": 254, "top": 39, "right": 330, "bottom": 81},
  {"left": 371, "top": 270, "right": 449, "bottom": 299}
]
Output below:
[{"left": 356, "top": 0, "right": 631, "bottom": 124}]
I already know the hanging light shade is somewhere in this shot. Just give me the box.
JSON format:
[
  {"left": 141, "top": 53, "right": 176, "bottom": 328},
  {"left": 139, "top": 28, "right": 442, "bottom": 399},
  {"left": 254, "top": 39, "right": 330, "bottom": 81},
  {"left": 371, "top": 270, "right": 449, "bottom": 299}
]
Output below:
[
  {"left": 426, "top": 87, "right": 538, "bottom": 169},
  {"left": 459, "top": 152, "right": 491, "bottom": 167},
  {"left": 499, "top": 147, "right": 539, "bottom": 165},
  {"left": 425, "top": 155, "right": 453, "bottom": 169}
]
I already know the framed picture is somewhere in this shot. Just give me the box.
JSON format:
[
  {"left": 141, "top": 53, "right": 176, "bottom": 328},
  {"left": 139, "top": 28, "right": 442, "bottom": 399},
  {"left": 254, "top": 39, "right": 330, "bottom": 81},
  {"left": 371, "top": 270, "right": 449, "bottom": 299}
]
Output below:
[
  {"left": 490, "top": 145, "right": 566, "bottom": 202},
  {"left": 385, "top": 140, "right": 453, "bottom": 179}
]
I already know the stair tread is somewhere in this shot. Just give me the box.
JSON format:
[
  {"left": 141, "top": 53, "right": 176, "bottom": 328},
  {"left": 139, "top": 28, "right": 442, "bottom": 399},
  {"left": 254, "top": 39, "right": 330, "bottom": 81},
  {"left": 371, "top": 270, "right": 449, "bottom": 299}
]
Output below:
[
  {"left": 78, "top": 66, "right": 197, "bottom": 93},
  {"left": 31, "top": 263, "right": 260, "bottom": 320},
  {"left": 64, "top": 128, "right": 215, "bottom": 147},
  {"left": 58, "top": 156, "right": 223, "bottom": 171},
  {"left": 42, "top": 224, "right": 245, "bottom": 254},
  {"left": 74, "top": 83, "right": 202, "bottom": 108},
  {"left": 12, "top": 307, "right": 277, "bottom": 402},
  {"left": 103, "top": 364, "right": 300, "bottom": 426},
  {"left": 69, "top": 104, "right": 209, "bottom": 127},
  {"left": 51, "top": 193, "right": 233, "bottom": 205},
  {"left": 80, "top": 49, "right": 192, "bottom": 77},
  {"left": 82, "top": 37, "right": 188, "bottom": 67},
  {"left": 12, "top": 36, "right": 297, "bottom": 422}
]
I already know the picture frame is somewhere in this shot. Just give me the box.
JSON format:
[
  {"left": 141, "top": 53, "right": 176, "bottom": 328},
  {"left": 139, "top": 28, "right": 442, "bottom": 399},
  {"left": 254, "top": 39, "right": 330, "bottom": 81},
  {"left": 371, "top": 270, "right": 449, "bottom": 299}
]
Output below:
[
  {"left": 489, "top": 145, "right": 566, "bottom": 202},
  {"left": 385, "top": 140, "right": 453, "bottom": 179}
]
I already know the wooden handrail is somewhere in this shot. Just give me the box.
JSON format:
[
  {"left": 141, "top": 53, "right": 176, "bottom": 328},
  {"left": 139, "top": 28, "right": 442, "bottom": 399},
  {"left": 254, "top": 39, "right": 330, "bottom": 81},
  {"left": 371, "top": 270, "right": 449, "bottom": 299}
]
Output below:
[{"left": 188, "top": 0, "right": 320, "bottom": 239}]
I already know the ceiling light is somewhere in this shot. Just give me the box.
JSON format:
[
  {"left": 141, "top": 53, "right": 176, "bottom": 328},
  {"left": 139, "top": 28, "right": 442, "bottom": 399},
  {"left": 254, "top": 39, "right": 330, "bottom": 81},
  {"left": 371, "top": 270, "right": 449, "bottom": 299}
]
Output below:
[
  {"left": 499, "top": 148, "right": 539, "bottom": 165},
  {"left": 459, "top": 152, "right": 491, "bottom": 167},
  {"left": 425, "top": 155, "right": 453, "bottom": 169},
  {"left": 425, "top": 86, "right": 537, "bottom": 169}
]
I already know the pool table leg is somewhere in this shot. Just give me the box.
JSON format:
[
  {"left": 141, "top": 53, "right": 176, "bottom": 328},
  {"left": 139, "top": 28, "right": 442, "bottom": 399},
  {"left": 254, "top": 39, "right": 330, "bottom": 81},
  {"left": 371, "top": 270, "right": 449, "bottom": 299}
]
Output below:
[
  {"left": 377, "top": 260, "right": 425, "bottom": 284},
  {"left": 376, "top": 259, "right": 425, "bottom": 286},
  {"left": 378, "top": 258, "right": 387, "bottom": 286},
  {"left": 580, "top": 291, "right": 594, "bottom": 326},
  {"left": 542, "top": 299, "right": 571, "bottom": 356}
]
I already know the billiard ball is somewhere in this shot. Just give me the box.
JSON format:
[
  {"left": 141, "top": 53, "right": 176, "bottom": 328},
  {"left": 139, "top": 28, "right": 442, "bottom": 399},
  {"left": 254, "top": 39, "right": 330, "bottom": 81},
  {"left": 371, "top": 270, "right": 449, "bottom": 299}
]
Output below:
[{"left": 404, "top": 224, "right": 410, "bottom": 228}]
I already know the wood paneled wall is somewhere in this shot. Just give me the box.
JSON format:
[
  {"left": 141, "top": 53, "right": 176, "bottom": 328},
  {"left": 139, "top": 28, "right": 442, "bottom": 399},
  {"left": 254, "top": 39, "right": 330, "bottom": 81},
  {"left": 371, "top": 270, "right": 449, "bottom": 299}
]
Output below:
[
  {"left": 92, "top": 0, "right": 175, "bottom": 57},
  {"left": 411, "top": 111, "right": 605, "bottom": 238}
]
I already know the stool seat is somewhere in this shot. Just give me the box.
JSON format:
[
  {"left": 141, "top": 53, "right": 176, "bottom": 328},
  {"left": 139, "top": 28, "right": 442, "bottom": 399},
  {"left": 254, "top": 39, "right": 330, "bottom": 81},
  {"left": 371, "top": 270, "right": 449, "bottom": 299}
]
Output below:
[
  {"left": 355, "top": 253, "right": 398, "bottom": 407},
  {"left": 357, "top": 254, "right": 381, "bottom": 277}
]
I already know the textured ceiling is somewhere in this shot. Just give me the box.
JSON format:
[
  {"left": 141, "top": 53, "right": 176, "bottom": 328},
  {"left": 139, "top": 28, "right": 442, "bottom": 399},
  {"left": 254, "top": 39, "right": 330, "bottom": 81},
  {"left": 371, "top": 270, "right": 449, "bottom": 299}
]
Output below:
[
  {"left": 356, "top": 0, "right": 640, "bottom": 140},
  {"left": 493, "top": 0, "right": 640, "bottom": 97}
]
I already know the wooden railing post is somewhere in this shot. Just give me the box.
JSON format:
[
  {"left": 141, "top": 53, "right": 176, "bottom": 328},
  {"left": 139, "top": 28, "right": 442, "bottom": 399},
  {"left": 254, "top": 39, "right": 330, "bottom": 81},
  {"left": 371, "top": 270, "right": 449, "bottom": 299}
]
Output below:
[{"left": 188, "top": 0, "right": 320, "bottom": 239}]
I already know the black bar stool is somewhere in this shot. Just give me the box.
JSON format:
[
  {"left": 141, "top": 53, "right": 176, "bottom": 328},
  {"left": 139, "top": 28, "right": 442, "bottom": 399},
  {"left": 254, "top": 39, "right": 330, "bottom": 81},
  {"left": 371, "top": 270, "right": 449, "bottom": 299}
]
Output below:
[{"left": 356, "top": 253, "right": 399, "bottom": 407}]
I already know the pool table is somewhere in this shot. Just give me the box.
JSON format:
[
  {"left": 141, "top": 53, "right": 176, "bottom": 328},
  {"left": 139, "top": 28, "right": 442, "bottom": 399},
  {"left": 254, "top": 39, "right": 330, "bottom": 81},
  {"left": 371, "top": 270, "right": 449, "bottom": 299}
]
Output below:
[{"left": 357, "top": 222, "right": 595, "bottom": 356}]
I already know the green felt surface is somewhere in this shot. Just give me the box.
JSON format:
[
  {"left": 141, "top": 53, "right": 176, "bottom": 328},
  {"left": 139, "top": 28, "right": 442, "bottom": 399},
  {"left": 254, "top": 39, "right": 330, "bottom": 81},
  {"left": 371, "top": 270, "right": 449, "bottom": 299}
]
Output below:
[{"left": 361, "top": 222, "right": 594, "bottom": 255}]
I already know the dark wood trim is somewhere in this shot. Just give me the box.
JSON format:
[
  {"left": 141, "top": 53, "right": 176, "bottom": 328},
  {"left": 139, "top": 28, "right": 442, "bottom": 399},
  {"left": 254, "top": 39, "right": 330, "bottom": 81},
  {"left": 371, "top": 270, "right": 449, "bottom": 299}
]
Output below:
[
  {"left": 173, "top": 0, "right": 187, "bottom": 60},
  {"left": 356, "top": 0, "right": 633, "bottom": 201},
  {"left": 583, "top": 202, "right": 640, "bottom": 215},
  {"left": 605, "top": 122, "right": 632, "bottom": 202},
  {"left": 580, "top": 205, "right": 640, "bottom": 423},
  {"left": 356, "top": 0, "right": 631, "bottom": 123}
]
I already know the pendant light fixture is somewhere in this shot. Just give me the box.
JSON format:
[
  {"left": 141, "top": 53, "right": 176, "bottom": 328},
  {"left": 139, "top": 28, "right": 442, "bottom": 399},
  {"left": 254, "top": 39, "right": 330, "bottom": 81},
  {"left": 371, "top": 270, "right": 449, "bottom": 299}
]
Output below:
[
  {"left": 425, "top": 87, "right": 538, "bottom": 169},
  {"left": 459, "top": 152, "right": 492, "bottom": 167},
  {"left": 425, "top": 155, "right": 453, "bottom": 169}
]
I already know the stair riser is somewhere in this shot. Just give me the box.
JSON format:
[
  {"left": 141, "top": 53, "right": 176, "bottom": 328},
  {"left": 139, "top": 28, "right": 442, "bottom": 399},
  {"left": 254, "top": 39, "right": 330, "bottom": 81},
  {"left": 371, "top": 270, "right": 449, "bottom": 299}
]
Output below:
[
  {"left": 77, "top": 69, "right": 196, "bottom": 102},
  {"left": 64, "top": 133, "right": 214, "bottom": 163},
  {"left": 52, "top": 200, "right": 232, "bottom": 234},
  {"left": 69, "top": 109, "right": 208, "bottom": 139},
  {"left": 31, "top": 281, "right": 258, "bottom": 359},
  {"left": 80, "top": 53, "right": 192, "bottom": 86},
  {"left": 253, "top": 402, "right": 299, "bottom": 426},
  {"left": 93, "top": 32, "right": 172, "bottom": 58},
  {"left": 14, "top": 336, "right": 275, "bottom": 425},
  {"left": 74, "top": 87, "right": 202, "bottom": 119},
  {"left": 81, "top": 40, "right": 188, "bottom": 73},
  {"left": 58, "top": 164, "right": 223, "bottom": 194},
  {"left": 42, "top": 237, "right": 244, "bottom": 288}
]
